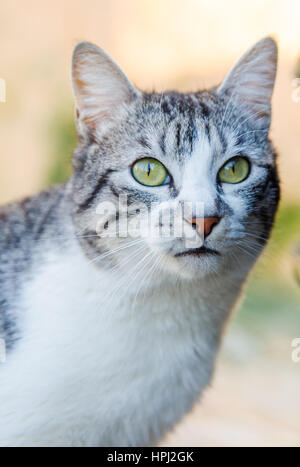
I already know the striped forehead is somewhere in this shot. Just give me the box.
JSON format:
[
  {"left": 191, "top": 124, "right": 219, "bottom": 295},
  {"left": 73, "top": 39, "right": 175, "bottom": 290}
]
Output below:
[{"left": 141, "top": 92, "right": 219, "bottom": 164}]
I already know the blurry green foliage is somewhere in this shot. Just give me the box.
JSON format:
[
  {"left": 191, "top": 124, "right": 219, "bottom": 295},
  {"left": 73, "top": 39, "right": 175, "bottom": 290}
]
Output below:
[
  {"left": 238, "top": 203, "right": 300, "bottom": 332},
  {"left": 267, "top": 203, "right": 300, "bottom": 258},
  {"left": 237, "top": 278, "right": 300, "bottom": 334},
  {"left": 47, "top": 103, "right": 77, "bottom": 185}
]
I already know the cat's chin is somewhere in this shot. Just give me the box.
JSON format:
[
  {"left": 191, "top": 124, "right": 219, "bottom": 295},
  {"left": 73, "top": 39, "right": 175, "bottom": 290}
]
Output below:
[{"left": 161, "top": 249, "right": 222, "bottom": 280}]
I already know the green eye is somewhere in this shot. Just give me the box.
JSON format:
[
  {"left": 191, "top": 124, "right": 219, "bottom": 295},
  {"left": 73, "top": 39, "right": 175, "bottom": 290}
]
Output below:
[
  {"left": 218, "top": 157, "right": 250, "bottom": 184},
  {"left": 132, "top": 158, "right": 169, "bottom": 187}
]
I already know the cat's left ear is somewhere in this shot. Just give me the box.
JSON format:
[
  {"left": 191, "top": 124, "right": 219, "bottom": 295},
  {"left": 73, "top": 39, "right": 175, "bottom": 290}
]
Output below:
[
  {"left": 72, "top": 42, "right": 140, "bottom": 139},
  {"left": 217, "top": 37, "right": 278, "bottom": 129}
]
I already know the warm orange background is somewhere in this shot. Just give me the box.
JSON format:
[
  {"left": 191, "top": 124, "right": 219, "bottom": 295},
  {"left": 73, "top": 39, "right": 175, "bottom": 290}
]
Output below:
[
  {"left": 0, "top": 0, "right": 299, "bottom": 447},
  {"left": 0, "top": 0, "right": 300, "bottom": 204}
]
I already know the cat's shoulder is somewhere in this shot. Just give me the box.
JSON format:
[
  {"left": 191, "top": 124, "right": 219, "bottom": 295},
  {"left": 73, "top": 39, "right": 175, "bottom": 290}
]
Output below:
[
  {"left": 0, "top": 184, "right": 68, "bottom": 351},
  {"left": 0, "top": 184, "right": 67, "bottom": 249}
]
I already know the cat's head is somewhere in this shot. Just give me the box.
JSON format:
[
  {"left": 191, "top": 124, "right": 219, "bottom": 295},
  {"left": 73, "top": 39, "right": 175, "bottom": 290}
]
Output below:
[{"left": 70, "top": 38, "right": 279, "bottom": 281}]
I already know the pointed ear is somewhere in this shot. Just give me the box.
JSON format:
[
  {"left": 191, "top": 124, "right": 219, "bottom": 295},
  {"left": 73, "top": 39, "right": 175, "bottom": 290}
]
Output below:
[
  {"left": 217, "top": 37, "right": 278, "bottom": 128},
  {"left": 72, "top": 42, "right": 140, "bottom": 138}
]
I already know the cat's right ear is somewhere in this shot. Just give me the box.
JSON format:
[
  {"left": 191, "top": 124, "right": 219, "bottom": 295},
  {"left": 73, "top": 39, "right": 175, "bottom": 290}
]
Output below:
[
  {"left": 217, "top": 37, "right": 278, "bottom": 130},
  {"left": 72, "top": 42, "right": 140, "bottom": 139}
]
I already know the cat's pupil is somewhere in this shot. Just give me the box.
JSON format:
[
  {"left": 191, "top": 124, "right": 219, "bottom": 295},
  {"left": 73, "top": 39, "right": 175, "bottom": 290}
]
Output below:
[{"left": 147, "top": 163, "right": 151, "bottom": 177}]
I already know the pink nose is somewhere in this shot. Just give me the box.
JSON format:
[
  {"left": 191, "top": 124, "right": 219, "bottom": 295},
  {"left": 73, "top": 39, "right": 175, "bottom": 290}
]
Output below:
[{"left": 186, "top": 217, "right": 220, "bottom": 238}]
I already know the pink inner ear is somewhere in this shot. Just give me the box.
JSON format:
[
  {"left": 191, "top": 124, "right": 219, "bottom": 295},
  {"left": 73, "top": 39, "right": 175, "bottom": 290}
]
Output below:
[
  {"left": 72, "top": 43, "right": 139, "bottom": 136},
  {"left": 217, "top": 38, "right": 277, "bottom": 122}
]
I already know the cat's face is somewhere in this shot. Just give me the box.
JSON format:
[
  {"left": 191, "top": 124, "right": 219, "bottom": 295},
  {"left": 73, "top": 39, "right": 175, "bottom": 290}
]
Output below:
[{"left": 71, "top": 38, "right": 279, "bottom": 281}]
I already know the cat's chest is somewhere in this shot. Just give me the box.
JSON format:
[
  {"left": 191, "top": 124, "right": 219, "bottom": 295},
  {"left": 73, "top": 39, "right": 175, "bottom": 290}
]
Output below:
[
  {"left": 22, "top": 246, "right": 219, "bottom": 377},
  {"left": 4, "top": 246, "right": 226, "bottom": 446}
]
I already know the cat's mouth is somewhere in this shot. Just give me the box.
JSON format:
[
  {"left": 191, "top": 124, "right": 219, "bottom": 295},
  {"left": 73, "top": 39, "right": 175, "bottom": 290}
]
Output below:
[{"left": 174, "top": 246, "right": 220, "bottom": 257}]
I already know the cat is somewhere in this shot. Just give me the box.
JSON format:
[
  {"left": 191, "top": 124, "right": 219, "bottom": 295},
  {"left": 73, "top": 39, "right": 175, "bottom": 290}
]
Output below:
[{"left": 0, "top": 37, "right": 279, "bottom": 447}]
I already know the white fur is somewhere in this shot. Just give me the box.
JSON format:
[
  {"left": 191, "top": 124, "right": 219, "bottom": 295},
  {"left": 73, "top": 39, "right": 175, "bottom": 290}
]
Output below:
[{"left": 0, "top": 232, "right": 245, "bottom": 447}]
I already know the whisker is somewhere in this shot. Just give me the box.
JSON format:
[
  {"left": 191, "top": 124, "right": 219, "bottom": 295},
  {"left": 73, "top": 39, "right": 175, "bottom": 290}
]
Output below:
[
  {"left": 108, "top": 244, "right": 147, "bottom": 275},
  {"left": 237, "top": 239, "right": 264, "bottom": 254},
  {"left": 235, "top": 231, "right": 270, "bottom": 242},
  {"left": 235, "top": 243, "right": 259, "bottom": 261},
  {"left": 130, "top": 252, "right": 158, "bottom": 308},
  {"left": 106, "top": 250, "right": 155, "bottom": 307},
  {"left": 233, "top": 106, "right": 269, "bottom": 133},
  {"left": 88, "top": 239, "right": 144, "bottom": 265},
  {"left": 236, "top": 128, "right": 269, "bottom": 139}
]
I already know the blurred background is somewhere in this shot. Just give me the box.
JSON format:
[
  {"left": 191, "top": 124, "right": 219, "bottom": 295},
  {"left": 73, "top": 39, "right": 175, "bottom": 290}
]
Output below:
[{"left": 0, "top": 0, "right": 299, "bottom": 447}]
